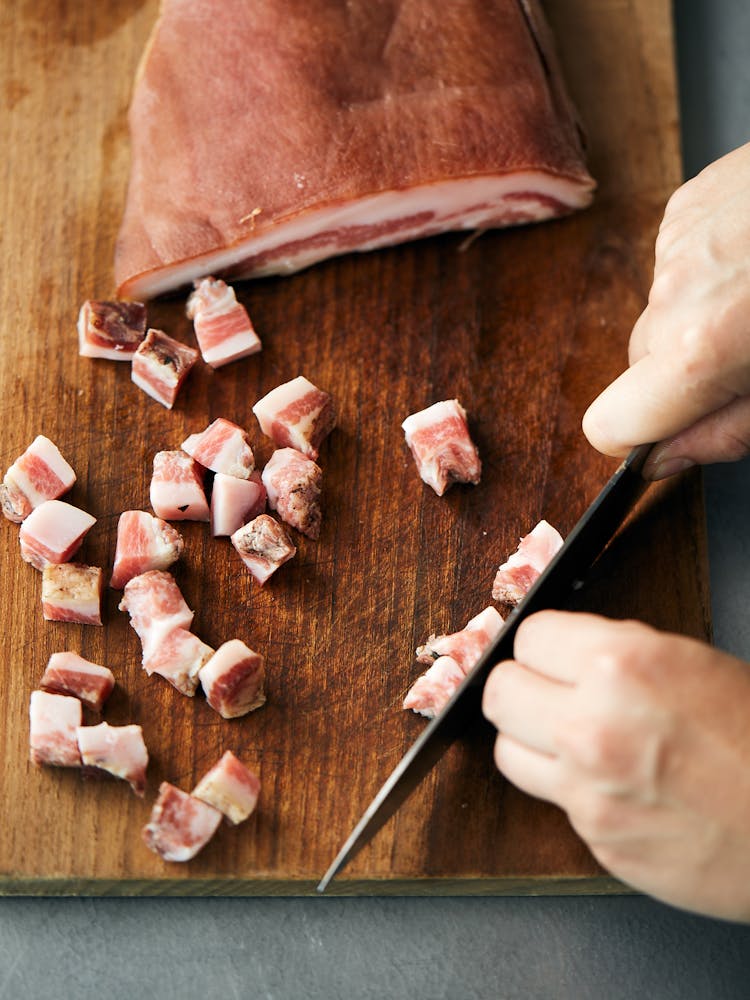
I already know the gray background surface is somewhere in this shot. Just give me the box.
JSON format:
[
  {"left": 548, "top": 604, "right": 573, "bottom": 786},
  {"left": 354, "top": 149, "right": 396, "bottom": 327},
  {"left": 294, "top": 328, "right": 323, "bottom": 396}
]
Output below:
[{"left": 2, "top": 2, "right": 750, "bottom": 997}]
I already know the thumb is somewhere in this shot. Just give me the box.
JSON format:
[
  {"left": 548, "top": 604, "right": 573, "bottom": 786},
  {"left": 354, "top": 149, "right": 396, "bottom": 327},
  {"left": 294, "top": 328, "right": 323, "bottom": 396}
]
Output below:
[{"left": 642, "top": 395, "right": 750, "bottom": 479}]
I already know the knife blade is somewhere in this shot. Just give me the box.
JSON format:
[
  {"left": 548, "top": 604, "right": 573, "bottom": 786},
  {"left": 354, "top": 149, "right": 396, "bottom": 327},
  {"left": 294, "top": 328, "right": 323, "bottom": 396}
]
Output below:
[{"left": 317, "top": 444, "right": 652, "bottom": 892}]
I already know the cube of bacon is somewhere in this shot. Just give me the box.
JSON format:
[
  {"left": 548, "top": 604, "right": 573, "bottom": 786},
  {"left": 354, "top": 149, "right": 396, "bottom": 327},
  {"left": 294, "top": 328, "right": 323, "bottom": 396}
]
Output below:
[
  {"left": 416, "top": 606, "right": 504, "bottom": 674},
  {"left": 2, "top": 435, "right": 76, "bottom": 523},
  {"left": 262, "top": 447, "right": 322, "bottom": 539},
  {"left": 40, "top": 651, "right": 115, "bottom": 711},
  {"left": 199, "top": 639, "right": 266, "bottom": 718},
  {"left": 42, "top": 563, "right": 104, "bottom": 625},
  {"left": 131, "top": 328, "right": 198, "bottom": 409},
  {"left": 252, "top": 375, "right": 335, "bottom": 460},
  {"left": 29, "top": 690, "right": 82, "bottom": 767},
  {"left": 492, "top": 519, "right": 564, "bottom": 604},
  {"left": 402, "top": 399, "right": 482, "bottom": 496},
  {"left": 19, "top": 499, "right": 96, "bottom": 571},
  {"left": 77, "top": 722, "right": 149, "bottom": 796},
  {"left": 110, "top": 509, "right": 184, "bottom": 589},
  {"left": 231, "top": 514, "right": 296, "bottom": 585},
  {"left": 78, "top": 299, "right": 147, "bottom": 360},
  {"left": 142, "top": 781, "right": 222, "bottom": 862},
  {"left": 210, "top": 471, "right": 266, "bottom": 537},
  {"left": 186, "top": 276, "right": 262, "bottom": 368},
  {"left": 150, "top": 450, "right": 209, "bottom": 522},
  {"left": 181, "top": 418, "right": 254, "bottom": 479},
  {"left": 192, "top": 751, "right": 260, "bottom": 825},
  {"left": 402, "top": 655, "right": 465, "bottom": 720},
  {"left": 119, "top": 570, "right": 194, "bottom": 656},
  {"left": 143, "top": 627, "right": 214, "bottom": 696}
]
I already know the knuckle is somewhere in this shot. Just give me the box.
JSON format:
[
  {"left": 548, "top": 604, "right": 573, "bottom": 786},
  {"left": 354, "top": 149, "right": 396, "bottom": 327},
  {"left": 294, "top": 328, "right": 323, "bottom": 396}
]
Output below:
[
  {"left": 557, "top": 716, "right": 622, "bottom": 775},
  {"left": 648, "top": 267, "right": 680, "bottom": 308},
  {"left": 568, "top": 792, "right": 620, "bottom": 844}
]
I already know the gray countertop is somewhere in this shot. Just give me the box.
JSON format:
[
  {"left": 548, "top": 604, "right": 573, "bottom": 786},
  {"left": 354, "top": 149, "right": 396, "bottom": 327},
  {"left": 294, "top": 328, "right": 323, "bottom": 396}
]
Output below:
[{"left": 3, "top": 2, "right": 750, "bottom": 997}]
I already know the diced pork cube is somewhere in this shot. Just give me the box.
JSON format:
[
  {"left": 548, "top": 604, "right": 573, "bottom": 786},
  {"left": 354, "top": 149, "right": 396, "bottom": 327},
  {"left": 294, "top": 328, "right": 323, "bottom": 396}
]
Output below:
[
  {"left": 19, "top": 500, "right": 96, "bottom": 571},
  {"left": 181, "top": 418, "right": 254, "bottom": 478},
  {"left": 186, "top": 276, "right": 262, "bottom": 367},
  {"left": 252, "top": 375, "right": 335, "bottom": 460},
  {"left": 40, "top": 651, "right": 115, "bottom": 711},
  {"left": 150, "top": 450, "right": 209, "bottom": 522},
  {"left": 131, "top": 328, "right": 198, "bottom": 409},
  {"left": 416, "top": 606, "right": 504, "bottom": 674},
  {"left": 78, "top": 299, "right": 147, "bottom": 360},
  {"left": 262, "top": 447, "right": 322, "bottom": 539},
  {"left": 491, "top": 519, "right": 564, "bottom": 604},
  {"left": 2, "top": 435, "right": 76, "bottom": 522},
  {"left": 403, "top": 655, "right": 465, "bottom": 720},
  {"left": 210, "top": 471, "right": 266, "bottom": 537},
  {"left": 29, "top": 690, "right": 82, "bottom": 767},
  {"left": 191, "top": 751, "right": 260, "bottom": 824},
  {"left": 402, "top": 399, "right": 481, "bottom": 496},
  {"left": 110, "top": 509, "right": 184, "bottom": 589},
  {"left": 42, "top": 563, "right": 104, "bottom": 625},
  {"left": 143, "top": 627, "right": 214, "bottom": 696},
  {"left": 119, "top": 570, "right": 194, "bottom": 656},
  {"left": 231, "top": 514, "right": 296, "bottom": 585},
  {"left": 142, "top": 781, "right": 222, "bottom": 862},
  {"left": 77, "top": 722, "right": 149, "bottom": 795},
  {"left": 199, "top": 640, "right": 266, "bottom": 718}
]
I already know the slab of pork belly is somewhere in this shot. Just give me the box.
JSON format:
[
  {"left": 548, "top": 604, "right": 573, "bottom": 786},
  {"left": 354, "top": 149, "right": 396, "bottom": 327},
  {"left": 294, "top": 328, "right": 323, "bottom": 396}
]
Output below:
[
  {"left": 492, "top": 519, "right": 564, "bottom": 604},
  {"left": 192, "top": 751, "right": 260, "bottom": 824},
  {"left": 231, "top": 514, "right": 296, "bottom": 585},
  {"left": 262, "top": 447, "right": 322, "bottom": 539},
  {"left": 76, "top": 722, "right": 149, "bottom": 795},
  {"left": 181, "top": 418, "right": 254, "bottom": 479},
  {"left": 142, "top": 781, "right": 223, "bottom": 862},
  {"left": 19, "top": 499, "right": 96, "bottom": 571},
  {"left": 2, "top": 435, "right": 76, "bottom": 522},
  {"left": 252, "top": 376, "right": 335, "bottom": 460},
  {"left": 402, "top": 656, "right": 465, "bottom": 720},
  {"left": 42, "top": 563, "right": 104, "bottom": 625},
  {"left": 110, "top": 509, "right": 184, "bottom": 589},
  {"left": 29, "top": 690, "right": 82, "bottom": 767},
  {"left": 40, "top": 651, "right": 115, "bottom": 712},
  {"left": 416, "top": 606, "right": 504, "bottom": 674},
  {"left": 150, "top": 450, "right": 209, "bottom": 522},
  {"left": 199, "top": 639, "right": 266, "bottom": 719},
  {"left": 210, "top": 471, "right": 266, "bottom": 537},
  {"left": 402, "top": 399, "right": 481, "bottom": 496},
  {"left": 114, "top": 0, "right": 594, "bottom": 298},
  {"left": 131, "top": 328, "right": 198, "bottom": 409},
  {"left": 77, "top": 300, "right": 147, "bottom": 360},
  {"left": 119, "top": 570, "right": 194, "bottom": 656},
  {"left": 142, "top": 627, "right": 214, "bottom": 696},
  {"left": 186, "top": 276, "right": 261, "bottom": 367}
]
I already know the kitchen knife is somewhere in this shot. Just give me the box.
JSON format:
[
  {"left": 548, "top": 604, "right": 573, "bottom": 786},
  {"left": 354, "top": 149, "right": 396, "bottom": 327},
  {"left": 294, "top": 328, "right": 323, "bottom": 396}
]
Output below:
[{"left": 318, "top": 444, "right": 652, "bottom": 892}]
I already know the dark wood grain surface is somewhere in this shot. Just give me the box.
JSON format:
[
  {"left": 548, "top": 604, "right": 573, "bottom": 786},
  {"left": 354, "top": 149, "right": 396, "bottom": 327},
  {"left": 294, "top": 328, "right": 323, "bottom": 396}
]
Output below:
[{"left": 0, "top": 0, "right": 709, "bottom": 894}]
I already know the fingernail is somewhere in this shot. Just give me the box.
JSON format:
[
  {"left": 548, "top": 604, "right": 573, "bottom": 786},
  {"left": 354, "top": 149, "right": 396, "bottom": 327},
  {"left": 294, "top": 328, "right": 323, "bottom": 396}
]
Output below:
[{"left": 647, "top": 456, "right": 694, "bottom": 481}]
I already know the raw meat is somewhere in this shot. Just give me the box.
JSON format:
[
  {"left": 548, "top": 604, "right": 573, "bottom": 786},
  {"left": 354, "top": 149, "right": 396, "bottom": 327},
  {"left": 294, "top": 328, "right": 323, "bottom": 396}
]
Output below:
[
  {"left": 491, "top": 518, "right": 564, "bottom": 603},
  {"left": 181, "top": 418, "right": 254, "bottom": 478},
  {"left": 77, "top": 300, "right": 147, "bottom": 360},
  {"left": 41, "top": 563, "right": 104, "bottom": 625},
  {"left": 2, "top": 435, "right": 76, "bottom": 523},
  {"left": 29, "top": 690, "right": 82, "bottom": 767},
  {"left": 402, "top": 655, "right": 465, "bottom": 720},
  {"left": 252, "top": 376, "right": 335, "bottom": 460},
  {"left": 210, "top": 471, "right": 266, "bottom": 537},
  {"left": 131, "top": 328, "right": 198, "bottom": 409},
  {"left": 40, "top": 651, "right": 115, "bottom": 712},
  {"left": 199, "top": 639, "right": 266, "bottom": 719},
  {"left": 186, "top": 276, "right": 261, "bottom": 367},
  {"left": 114, "top": 0, "right": 594, "bottom": 298},
  {"left": 262, "top": 447, "right": 322, "bottom": 539},
  {"left": 77, "top": 722, "right": 149, "bottom": 795},
  {"left": 192, "top": 751, "right": 261, "bottom": 824},
  {"left": 150, "top": 450, "right": 210, "bottom": 522},
  {"left": 231, "top": 514, "right": 296, "bottom": 585},
  {"left": 19, "top": 500, "right": 96, "bottom": 571},
  {"left": 119, "top": 570, "right": 194, "bottom": 655},
  {"left": 402, "top": 399, "right": 481, "bottom": 496},
  {"left": 142, "top": 627, "right": 214, "bottom": 696},
  {"left": 110, "top": 509, "right": 184, "bottom": 589},
  {"left": 416, "top": 606, "right": 504, "bottom": 673},
  {"left": 142, "top": 781, "right": 223, "bottom": 862}
]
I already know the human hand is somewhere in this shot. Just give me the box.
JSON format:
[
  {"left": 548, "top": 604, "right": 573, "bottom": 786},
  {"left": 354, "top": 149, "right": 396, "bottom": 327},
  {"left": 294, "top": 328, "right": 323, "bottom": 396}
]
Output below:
[
  {"left": 482, "top": 610, "right": 750, "bottom": 920},
  {"left": 582, "top": 141, "right": 750, "bottom": 480}
]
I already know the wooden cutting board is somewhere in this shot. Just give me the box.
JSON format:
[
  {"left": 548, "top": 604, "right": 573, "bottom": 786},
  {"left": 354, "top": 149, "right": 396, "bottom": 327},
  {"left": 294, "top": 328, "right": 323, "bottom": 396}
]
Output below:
[{"left": 0, "top": 0, "right": 709, "bottom": 895}]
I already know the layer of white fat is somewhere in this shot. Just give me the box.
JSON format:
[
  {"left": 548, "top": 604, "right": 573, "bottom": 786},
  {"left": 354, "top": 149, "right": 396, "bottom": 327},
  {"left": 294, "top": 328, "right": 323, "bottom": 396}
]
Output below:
[
  {"left": 77, "top": 305, "right": 138, "bottom": 362},
  {"left": 464, "top": 605, "right": 505, "bottom": 638},
  {"left": 202, "top": 330, "right": 262, "bottom": 368},
  {"left": 76, "top": 722, "right": 148, "bottom": 779},
  {"left": 183, "top": 423, "right": 253, "bottom": 479},
  {"left": 9, "top": 436, "right": 76, "bottom": 506},
  {"left": 132, "top": 365, "right": 174, "bottom": 409},
  {"left": 29, "top": 690, "right": 82, "bottom": 741},
  {"left": 210, "top": 475, "right": 263, "bottom": 537},
  {"left": 46, "top": 650, "right": 111, "bottom": 680},
  {"left": 21, "top": 500, "right": 95, "bottom": 552},
  {"left": 252, "top": 376, "right": 316, "bottom": 439},
  {"left": 125, "top": 172, "right": 594, "bottom": 298},
  {"left": 401, "top": 399, "right": 466, "bottom": 443}
]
